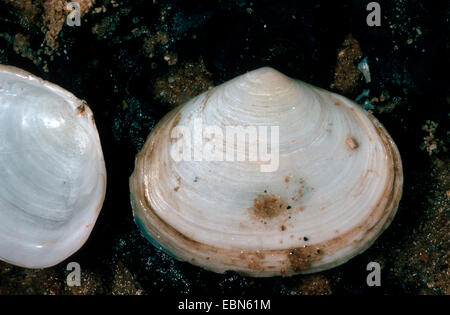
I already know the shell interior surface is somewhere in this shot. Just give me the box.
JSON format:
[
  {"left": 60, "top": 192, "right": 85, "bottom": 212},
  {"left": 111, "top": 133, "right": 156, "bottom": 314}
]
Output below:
[
  {"left": 130, "top": 67, "right": 403, "bottom": 277},
  {"left": 0, "top": 65, "right": 106, "bottom": 268}
]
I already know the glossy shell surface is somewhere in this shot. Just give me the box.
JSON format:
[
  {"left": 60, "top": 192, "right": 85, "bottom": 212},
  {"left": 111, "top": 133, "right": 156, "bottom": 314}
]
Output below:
[
  {"left": 0, "top": 65, "right": 106, "bottom": 268},
  {"left": 130, "top": 67, "right": 403, "bottom": 276}
]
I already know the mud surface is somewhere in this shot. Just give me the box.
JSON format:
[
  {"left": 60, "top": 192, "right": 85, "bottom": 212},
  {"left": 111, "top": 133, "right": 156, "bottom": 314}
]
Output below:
[{"left": 0, "top": 0, "right": 448, "bottom": 295}]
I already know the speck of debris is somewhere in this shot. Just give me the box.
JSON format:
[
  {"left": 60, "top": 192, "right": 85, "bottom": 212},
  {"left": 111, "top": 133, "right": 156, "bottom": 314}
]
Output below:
[
  {"left": 153, "top": 58, "right": 213, "bottom": 108},
  {"left": 333, "top": 34, "right": 363, "bottom": 94},
  {"left": 346, "top": 137, "right": 359, "bottom": 150},
  {"left": 163, "top": 52, "right": 178, "bottom": 66},
  {"left": 77, "top": 104, "right": 86, "bottom": 115},
  {"left": 420, "top": 120, "right": 447, "bottom": 155}
]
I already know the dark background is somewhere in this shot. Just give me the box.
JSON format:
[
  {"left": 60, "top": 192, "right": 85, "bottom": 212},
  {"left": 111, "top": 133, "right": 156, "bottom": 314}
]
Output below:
[{"left": 0, "top": 0, "right": 448, "bottom": 295}]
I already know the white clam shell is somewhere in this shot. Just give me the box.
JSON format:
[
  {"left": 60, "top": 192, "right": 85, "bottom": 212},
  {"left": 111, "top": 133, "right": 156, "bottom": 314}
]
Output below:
[
  {"left": 130, "top": 67, "right": 403, "bottom": 277},
  {"left": 0, "top": 65, "right": 106, "bottom": 268}
]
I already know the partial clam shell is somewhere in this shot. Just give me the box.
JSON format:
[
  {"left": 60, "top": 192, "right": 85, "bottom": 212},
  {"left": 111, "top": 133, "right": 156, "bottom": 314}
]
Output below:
[
  {"left": 130, "top": 67, "right": 403, "bottom": 277},
  {"left": 0, "top": 65, "right": 106, "bottom": 268}
]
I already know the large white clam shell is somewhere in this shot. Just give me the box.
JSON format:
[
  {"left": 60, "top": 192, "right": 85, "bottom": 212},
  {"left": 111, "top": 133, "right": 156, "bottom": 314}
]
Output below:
[
  {"left": 130, "top": 67, "right": 403, "bottom": 277},
  {"left": 0, "top": 65, "right": 106, "bottom": 268}
]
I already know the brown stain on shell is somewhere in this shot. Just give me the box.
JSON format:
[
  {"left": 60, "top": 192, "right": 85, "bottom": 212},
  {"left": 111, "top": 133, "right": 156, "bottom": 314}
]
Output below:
[
  {"left": 169, "top": 112, "right": 182, "bottom": 139},
  {"left": 330, "top": 95, "right": 342, "bottom": 106},
  {"left": 200, "top": 89, "right": 214, "bottom": 113},
  {"left": 288, "top": 247, "right": 323, "bottom": 272},
  {"left": 250, "top": 194, "right": 286, "bottom": 219}
]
